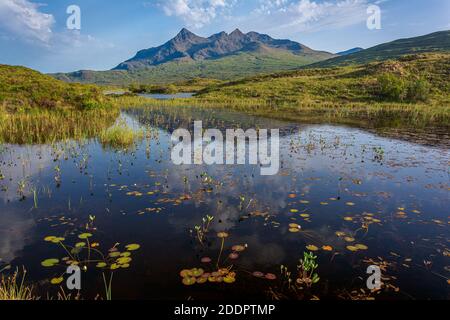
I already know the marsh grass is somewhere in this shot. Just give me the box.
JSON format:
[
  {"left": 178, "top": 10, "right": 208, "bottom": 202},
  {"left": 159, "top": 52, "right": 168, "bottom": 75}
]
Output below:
[
  {"left": 0, "top": 268, "right": 35, "bottom": 300},
  {"left": 99, "top": 121, "right": 144, "bottom": 149},
  {"left": 0, "top": 108, "right": 119, "bottom": 145},
  {"left": 112, "top": 53, "right": 450, "bottom": 128}
]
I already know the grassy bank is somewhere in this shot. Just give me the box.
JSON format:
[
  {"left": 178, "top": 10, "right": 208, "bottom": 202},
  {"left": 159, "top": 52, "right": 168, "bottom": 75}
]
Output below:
[
  {"left": 113, "top": 53, "right": 450, "bottom": 128},
  {"left": 0, "top": 65, "right": 118, "bottom": 144}
]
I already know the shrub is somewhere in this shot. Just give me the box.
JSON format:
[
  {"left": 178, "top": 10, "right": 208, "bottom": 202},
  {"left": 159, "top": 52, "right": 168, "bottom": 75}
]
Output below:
[
  {"left": 377, "top": 73, "right": 406, "bottom": 101},
  {"left": 406, "top": 78, "right": 431, "bottom": 102}
]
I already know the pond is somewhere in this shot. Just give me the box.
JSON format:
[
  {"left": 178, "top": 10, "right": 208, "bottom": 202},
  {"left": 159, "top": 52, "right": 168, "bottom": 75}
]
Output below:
[{"left": 0, "top": 106, "right": 448, "bottom": 300}]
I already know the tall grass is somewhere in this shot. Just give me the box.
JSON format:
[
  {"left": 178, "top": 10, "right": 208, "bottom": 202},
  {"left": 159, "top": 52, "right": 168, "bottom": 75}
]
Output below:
[
  {"left": 0, "top": 268, "right": 35, "bottom": 300},
  {"left": 98, "top": 121, "right": 144, "bottom": 149},
  {"left": 0, "top": 108, "right": 119, "bottom": 145}
]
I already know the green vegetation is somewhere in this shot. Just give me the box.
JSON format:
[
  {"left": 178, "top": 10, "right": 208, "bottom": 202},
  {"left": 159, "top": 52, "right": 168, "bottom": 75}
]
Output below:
[
  {"left": 313, "top": 30, "right": 450, "bottom": 68},
  {"left": 98, "top": 121, "right": 144, "bottom": 149},
  {"left": 0, "top": 269, "right": 35, "bottom": 300},
  {"left": 0, "top": 64, "right": 110, "bottom": 111},
  {"left": 128, "top": 78, "right": 222, "bottom": 94},
  {"left": 0, "top": 65, "right": 118, "bottom": 144},
  {"left": 53, "top": 51, "right": 332, "bottom": 85},
  {"left": 113, "top": 53, "right": 449, "bottom": 127}
]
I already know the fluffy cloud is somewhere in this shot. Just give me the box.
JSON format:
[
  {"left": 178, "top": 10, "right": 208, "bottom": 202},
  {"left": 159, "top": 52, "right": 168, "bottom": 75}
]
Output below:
[
  {"left": 0, "top": 0, "right": 54, "bottom": 44},
  {"left": 160, "top": 0, "right": 234, "bottom": 28},
  {"left": 252, "top": 0, "right": 370, "bottom": 33}
]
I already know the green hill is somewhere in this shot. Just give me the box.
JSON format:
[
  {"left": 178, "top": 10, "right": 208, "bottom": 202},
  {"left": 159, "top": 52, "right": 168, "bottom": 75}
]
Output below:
[
  {"left": 312, "top": 30, "right": 450, "bottom": 68},
  {"left": 0, "top": 64, "right": 109, "bottom": 111}
]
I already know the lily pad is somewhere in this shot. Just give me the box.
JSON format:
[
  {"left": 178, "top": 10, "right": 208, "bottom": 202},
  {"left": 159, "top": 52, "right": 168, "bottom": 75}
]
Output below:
[
  {"left": 125, "top": 244, "right": 140, "bottom": 251},
  {"left": 50, "top": 277, "right": 64, "bottom": 285},
  {"left": 41, "top": 258, "right": 59, "bottom": 267},
  {"left": 78, "top": 233, "right": 93, "bottom": 240}
]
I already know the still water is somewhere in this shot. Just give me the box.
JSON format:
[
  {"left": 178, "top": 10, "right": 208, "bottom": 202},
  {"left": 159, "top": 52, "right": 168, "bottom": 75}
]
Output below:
[{"left": 0, "top": 106, "right": 448, "bottom": 300}]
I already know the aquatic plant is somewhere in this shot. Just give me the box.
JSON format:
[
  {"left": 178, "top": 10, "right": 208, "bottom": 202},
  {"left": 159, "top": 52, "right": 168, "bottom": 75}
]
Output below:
[
  {"left": 296, "top": 252, "right": 320, "bottom": 288},
  {"left": 41, "top": 219, "right": 141, "bottom": 300},
  {"left": 0, "top": 268, "right": 35, "bottom": 300},
  {"left": 98, "top": 122, "right": 144, "bottom": 150}
]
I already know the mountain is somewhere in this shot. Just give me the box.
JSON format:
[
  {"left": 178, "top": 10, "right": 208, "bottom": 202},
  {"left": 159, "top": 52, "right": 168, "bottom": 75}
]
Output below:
[
  {"left": 313, "top": 30, "right": 450, "bottom": 68},
  {"left": 53, "top": 29, "right": 335, "bottom": 85},
  {"left": 336, "top": 47, "right": 364, "bottom": 56},
  {"left": 114, "top": 28, "right": 333, "bottom": 70}
]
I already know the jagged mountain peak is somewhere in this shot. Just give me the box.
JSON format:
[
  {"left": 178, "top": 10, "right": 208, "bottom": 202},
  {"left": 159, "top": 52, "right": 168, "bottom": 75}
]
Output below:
[{"left": 113, "top": 29, "right": 335, "bottom": 71}]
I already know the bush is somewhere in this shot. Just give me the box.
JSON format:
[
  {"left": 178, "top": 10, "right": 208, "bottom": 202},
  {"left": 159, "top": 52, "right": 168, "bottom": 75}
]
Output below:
[
  {"left": 406, "top": 78, "right": 431, "bottom": 102},
  {"left": 377, "top": 73, "right": 406, "bottom": 101}
]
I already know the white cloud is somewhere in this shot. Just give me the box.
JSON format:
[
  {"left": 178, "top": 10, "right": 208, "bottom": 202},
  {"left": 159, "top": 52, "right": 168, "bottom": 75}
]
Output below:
[
  {"left": 160, "top": 0, "right": 235, "bottom": 29},
  {"left": 0, "top": 0, "right": 54, "bottom": 44},
  {"left": 253, "top": 0, "right": 370, "bottom": 33}
]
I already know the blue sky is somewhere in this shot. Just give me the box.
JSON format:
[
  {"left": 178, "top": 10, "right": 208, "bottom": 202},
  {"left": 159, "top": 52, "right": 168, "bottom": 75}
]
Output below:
[{"left": 0, "top": 0, "right": 448, "bottom": 73}]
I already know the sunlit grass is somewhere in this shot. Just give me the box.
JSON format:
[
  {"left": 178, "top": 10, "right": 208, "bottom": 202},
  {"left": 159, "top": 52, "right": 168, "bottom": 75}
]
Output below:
[
  {"left": 98, "top": 122, "right": 144, "bottom": 149},
  {"left": 0, "top": 269, "right": 35, "bottom": 301},
  {"left": 0, "top": 108, "right": 119, "bottom": 145}
]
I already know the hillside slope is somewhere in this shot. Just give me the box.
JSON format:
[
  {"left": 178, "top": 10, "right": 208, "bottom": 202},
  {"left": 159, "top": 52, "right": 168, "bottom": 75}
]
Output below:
[
  {"left": 0, "top": 65, "right": 108, "bottom": 111},
  {"left": 196, "top": 53, "right": 450, "bottom": 107},
  {"left": 313, "top": 31, "right": 450, "bottom": 68}
]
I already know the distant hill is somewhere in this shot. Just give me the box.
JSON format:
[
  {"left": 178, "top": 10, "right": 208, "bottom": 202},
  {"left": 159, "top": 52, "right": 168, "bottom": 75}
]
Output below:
[
  {"left": 336, "top": 47, "right": 364, "bottom": 56},
  {"left": 52, "top": 29, "right": 335, "bottom": 85},
  {"left": 313, "top": 31, "right": 450, "bottom": 68}
]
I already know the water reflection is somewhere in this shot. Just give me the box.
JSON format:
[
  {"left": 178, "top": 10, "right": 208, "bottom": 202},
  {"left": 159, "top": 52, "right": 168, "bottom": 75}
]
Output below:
[{"left": 0, "top": 106, "right": 448, "bottom": 300}]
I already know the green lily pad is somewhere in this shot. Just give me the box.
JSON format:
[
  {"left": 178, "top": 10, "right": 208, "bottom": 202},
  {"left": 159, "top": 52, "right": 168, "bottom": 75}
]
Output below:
[
  {"left": 125, "top": 244, "right": 140, "bottom": 251},
  {"left": 117, "top": 257, "right": 132, "bottom": 265},
  {"left": 96, "top": 262, "right": 108, "bottom": 268},
  {"left": 50, "top": 277, "right": 64, "bottom": 285},
  {"left": 41, "top": 258, "right": 59, "bottom": 267},
  {"left": 78, "top": 233, "right": 93, "bottom": 240}
]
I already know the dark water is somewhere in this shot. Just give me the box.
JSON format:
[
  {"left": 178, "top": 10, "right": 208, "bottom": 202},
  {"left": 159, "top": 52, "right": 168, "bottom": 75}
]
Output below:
[{"left": 0, "top": 106, "right": 448, "bottom": 300}]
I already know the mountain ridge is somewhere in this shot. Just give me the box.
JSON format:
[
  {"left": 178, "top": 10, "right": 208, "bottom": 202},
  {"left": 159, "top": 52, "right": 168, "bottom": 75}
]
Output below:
[{"left": 113, "top": 28, "right": 334, "bottom": 70}]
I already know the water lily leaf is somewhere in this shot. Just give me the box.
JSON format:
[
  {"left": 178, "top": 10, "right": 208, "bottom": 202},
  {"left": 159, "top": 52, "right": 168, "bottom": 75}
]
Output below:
[
  {"left": 265, "top": 273, "right": 277, "bottom": 280},
  {"left": 117, "top": 257, "right": 132, "bottom": 265},
  {"left": 355, "top": 244, "right": 368, "bottom": 250},
  {"left": 201, "top": 257, "right": 212, "bottom": 263},
  {"left": 182, "top": 277, "right": 197, "bottom": 286},
  {"left": 231, "top": 245, "right": 246, "bottom": 252},
  {"left": 346, "top": 246, "right": 359, "bottom": 252},
  {"left": 180, "top": 269, "right": 193, "bottom": 278},
  {"left": 78, "top": 233, "right": 93, "bottom": 240},
  {"left": 190, "top": 268, "right": 204, "bottom": 277},
  {"left": 50, "top": 277, "right": 64, "bottom": 285},
  {"left": 344, "top": 237, "right": 355, "bottom": 242},
  {"left": 96, "top": 262, "right": 107, "bottom": 268},
  {"left": 306, "top": 245, "right": 319, "bottom": 251},
  {"left": 217, "top": 232, "right": 229, "bottom": 238},
  {"left": 229, "top": 253, "right": 239, "bottom": 260},
  {"left": 41, "top": 258, "right": 59, "bottom": 267},
  {"left": 110, "top": 263, "right": 120, "bottom": 270},
  {"left": 109, "top": 252, "right": 121, "bottom": 258},
  {"left": 224, "top": 276, "right": 236, "bottom": 284},
  {"left": 125, "top": 244, "right": 140, "bottom": 251},
  {"left": 75, "top": 242, "right": 86, "bottom": 248}
]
